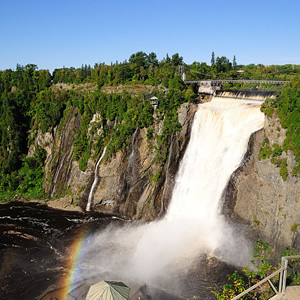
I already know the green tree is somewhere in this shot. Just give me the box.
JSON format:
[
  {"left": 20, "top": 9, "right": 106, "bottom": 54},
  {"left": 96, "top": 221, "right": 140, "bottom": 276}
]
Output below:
[
  {"left": 147, "top": 52, "right": 158, "bottom": 66},
  {"left": 165, "top": 53, "right": 171, "bottom": 63},
  {"left": 171, "top": 53, "right": 183, "bottom": 66},
  {"left": 211, "top": 51, "right": 215, "bottom": 66},
  {"left": 216, "top": 56, "right": 232, "bottom": 73},
  {"left": 129, "top": 51, "right": 148, "bottom": 68},
  {"left": 233, "top": 55, "right": 237, "bottom": 70},
  {"left": 116, "top": 64, "right": 133, "bottom": 83}
]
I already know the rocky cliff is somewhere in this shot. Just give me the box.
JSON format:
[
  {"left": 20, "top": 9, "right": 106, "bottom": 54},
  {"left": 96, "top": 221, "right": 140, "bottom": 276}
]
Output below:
[
  {"left": 33, "top": 103, "right": 198, "bottom": 221},
  {"left": 223, "top": 114, "right": 300, "bottom": 252}
]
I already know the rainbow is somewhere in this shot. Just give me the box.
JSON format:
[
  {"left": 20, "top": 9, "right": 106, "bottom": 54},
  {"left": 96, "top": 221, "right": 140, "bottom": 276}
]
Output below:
[{"left": 59, "top": 227, "right": 89, "bottom": 299}]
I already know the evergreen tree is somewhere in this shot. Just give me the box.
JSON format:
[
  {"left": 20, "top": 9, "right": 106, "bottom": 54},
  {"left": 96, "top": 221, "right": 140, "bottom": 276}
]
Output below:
[
  {"left": 171, "top": 53, "right": 183, "bottom": 66},
  {"left": 216, "top": 56, "right": 232, "bottom": 73},
  {"left": 147, "top": 52, "right": 158, "bottom": 66},
  {"left": 165, "top": 53, "right": 171, "bottom": 63},
  {"left": 233, "top": 55, "right": 237, "bottom": 70},
  {"left": 211, "top": 51, "right": 215, "bottom": 66}
]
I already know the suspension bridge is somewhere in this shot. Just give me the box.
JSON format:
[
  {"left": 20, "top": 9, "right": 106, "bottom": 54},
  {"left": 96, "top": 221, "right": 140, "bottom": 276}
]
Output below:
[
  {"left": 185, "top": 79, "right": 286, "bottom": 95},
  {"left": 179, "top": 65, "right": 288, "bottom": 95}
]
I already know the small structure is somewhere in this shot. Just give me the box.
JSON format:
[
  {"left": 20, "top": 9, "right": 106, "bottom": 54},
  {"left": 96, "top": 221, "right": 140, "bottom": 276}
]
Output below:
[
  {"left": 198, "top": 80, "right": 222, "bottom": 95},
  {"left": 86, "top": 281, "right": 130, "bottom": 300},
  {"left": 150, "top": 96, "right": 159, "bottom": 109}
]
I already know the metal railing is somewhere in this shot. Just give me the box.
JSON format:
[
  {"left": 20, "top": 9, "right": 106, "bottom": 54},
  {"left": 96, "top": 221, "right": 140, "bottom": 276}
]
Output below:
[
  {"left": 231, "top": 255, "right": 300, "bottom": 300},
  {"left": 184, "top": 79, "right": 287, "bottom": 85}
]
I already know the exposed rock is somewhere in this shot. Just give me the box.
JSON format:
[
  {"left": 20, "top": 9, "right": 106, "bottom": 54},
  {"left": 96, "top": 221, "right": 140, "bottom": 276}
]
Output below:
[
  {"left": 101, "top": 84, "right": 160, "bottom": 95},
  {"left": 79, "top": 103, "right": 198, "bottom": 220},
  {"left": 223, "top": 114, "right": 300, "bottom": 252},
  {"left": 38, "top": 102, "right": 198, "bottom": 220},
  {"left": 46, "top": 196, "right": 83, "bottom": 212},
  {"left": 43, "top": 107, "right": 82, "bottom": 197},
  {"left": 28, "top": 131, "right": 54, "bottom": 158},
  {"left": 51, "top": 82, "right": 97, "bottom": 92}
]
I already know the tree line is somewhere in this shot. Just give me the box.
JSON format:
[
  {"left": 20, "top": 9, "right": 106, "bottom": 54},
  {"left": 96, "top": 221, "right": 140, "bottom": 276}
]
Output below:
[
  {"left": 49, "top": 51, "right": 300, "bottom": 88},
  {"left": 2, "top": 52, "right": 299, "bottom": 90}
]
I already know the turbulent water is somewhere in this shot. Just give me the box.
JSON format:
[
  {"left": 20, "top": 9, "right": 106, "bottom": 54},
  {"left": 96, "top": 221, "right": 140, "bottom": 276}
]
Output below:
[
  {"left": 0, "top": 97, "right": 265, "bottom": 299},
  {"left": 165, "top": 97, "right": 265, "bottom": 258},
  {"left": 0, "top": 203, "right": 117, "bottom": 299},
  {"left": 127, "top": 98, "right": 264, "bottom": 274}
]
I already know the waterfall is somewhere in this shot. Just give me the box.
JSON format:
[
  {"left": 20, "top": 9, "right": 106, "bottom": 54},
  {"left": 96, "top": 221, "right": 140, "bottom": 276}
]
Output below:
[
  {"left": 129, "top": 128, "right": 138, "bottom": 162},
  {"left": 86, "top": 147, "right": 107, "bottom": 212},
  {"left": 128, "top": 97, "right": 265, "bottom": 278},
  {"left": 51, "top": 153, "right": 67, "bottom": 198},
  {"left": 127, "top": 128, "right": 138, "bottom": 178},
  {"left": 167, "top": 97, "right": 264, "bottom": 221},
  {"left": 83, "top": 97, "right": 265, "bottom": 282}
]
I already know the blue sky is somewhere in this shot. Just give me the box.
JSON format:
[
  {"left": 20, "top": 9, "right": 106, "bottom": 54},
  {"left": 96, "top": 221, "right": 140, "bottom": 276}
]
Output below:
[{"left": 1, "top": 0, "right": 300, "bottom": 71}]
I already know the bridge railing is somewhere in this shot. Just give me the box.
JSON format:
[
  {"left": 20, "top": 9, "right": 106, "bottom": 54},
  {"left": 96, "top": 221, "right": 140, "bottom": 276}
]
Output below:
[
  {"left": 231, "top": 255, "right": 300, "bottom": 300},
  {"left": 184, "top": 79, "right": 287, "bottom": 84}
]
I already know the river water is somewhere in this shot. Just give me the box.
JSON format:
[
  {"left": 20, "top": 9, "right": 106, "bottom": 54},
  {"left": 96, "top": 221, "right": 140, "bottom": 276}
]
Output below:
[
  {"left": 0, "top": 203, "right": 117, "bottom": 299},
  {"left": 0, "top": 202, "right": 235, "bottom": 300}
]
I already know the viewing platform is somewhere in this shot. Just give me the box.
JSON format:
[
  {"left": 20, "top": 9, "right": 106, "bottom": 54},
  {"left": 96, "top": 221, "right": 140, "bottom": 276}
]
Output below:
[
  {"left": 270, "top": 286, "right": 300, "bottom": 300},
  {"left": 232, "top": 255, "right": 300, "bottom": 300}
]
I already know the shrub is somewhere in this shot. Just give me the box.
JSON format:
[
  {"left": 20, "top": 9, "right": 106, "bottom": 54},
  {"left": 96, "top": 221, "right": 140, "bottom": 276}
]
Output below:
[
  {"left": 153, "top": 171, "right": 161, "bottom": 182},
  {"left": 272, "top": 143, "right": 283, "bottom": 157},
  {"left": 279, "top": 159, "right": 288, "bottom": 180},
  {"left": 209, "top": 240, "right": 276, "bottom": 300},
  {"left": 146, "top": 128, "right": 153, "bottom": 140},
  {"left": 291, "top": 224, "right": 299, "bottom": 232},
  {"left": 258, "top": 144, "right": 272, "bottom": 160}
]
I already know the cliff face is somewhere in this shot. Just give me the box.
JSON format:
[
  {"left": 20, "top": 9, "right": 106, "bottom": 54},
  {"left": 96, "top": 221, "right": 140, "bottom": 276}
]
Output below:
[
  {"left": 83, "top": 103, "right": 197, "bottom": 220},
  {"left": 35, "top": 103, "right": 197, "bottom": 221},
  {"left": 223, "top": 115, "right": 300, "bottom": 251}
]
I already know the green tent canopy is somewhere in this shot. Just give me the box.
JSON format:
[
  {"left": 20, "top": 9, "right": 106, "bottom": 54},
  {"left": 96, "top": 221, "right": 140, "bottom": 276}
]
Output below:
[{"left": 86, "top": 281, "right": 130, "bottom": 300}]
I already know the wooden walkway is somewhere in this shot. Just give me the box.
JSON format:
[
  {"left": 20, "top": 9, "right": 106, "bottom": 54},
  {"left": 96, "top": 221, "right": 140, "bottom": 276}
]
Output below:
[{"left": 270, "top": 286, "right": 300, "bottom": 300}]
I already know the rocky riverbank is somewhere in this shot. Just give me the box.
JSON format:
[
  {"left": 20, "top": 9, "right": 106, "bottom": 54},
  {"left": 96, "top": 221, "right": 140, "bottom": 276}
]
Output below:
[{"left": 1, "top": 196, "right": 83, "bottom": 213}]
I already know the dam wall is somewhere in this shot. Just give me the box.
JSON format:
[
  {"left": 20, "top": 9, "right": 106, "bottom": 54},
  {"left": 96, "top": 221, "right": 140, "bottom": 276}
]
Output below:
[{"left": 216, "top": 90, "right": 278, "bottom": 101}]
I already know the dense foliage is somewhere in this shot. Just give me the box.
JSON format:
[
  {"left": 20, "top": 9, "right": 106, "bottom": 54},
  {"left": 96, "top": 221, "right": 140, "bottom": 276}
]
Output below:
[
  {"left": 0, "top": 52, "right": 299, "bottom": 199},
  {"left": 260, "top": 76, "right": 300, "bottom": 176},
  {"left": 0, "top": 54, "right": 189, "bottom": 199},
  {"left": 70, "top": 90, "right": 156, "bottom": 171},
  {"left": 0, "top": 64, "right": 52, "bottom": 199},
  {"left": 276, "top": 78, "right": 300, "bottom": 174}
]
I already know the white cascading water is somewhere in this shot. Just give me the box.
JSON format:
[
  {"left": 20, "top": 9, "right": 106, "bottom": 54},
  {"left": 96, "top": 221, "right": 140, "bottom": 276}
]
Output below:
[
  {"left": 86, "top": 146, "right": 107, "bottom": 211},
  {"left": 168, "top": 97, "right": 264, "bottom": 222},
  {"left": 51, "top": 153, "right": 67, "bottom": 198},
  {"left": 83, "top": 97, "right": 265, "bottom": 283}
]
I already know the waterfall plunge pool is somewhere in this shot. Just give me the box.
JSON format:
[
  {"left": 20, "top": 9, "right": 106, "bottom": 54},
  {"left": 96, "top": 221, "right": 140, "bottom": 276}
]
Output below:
[{"left": 0, "top": 202, "right": 235, "bottom": 300}]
